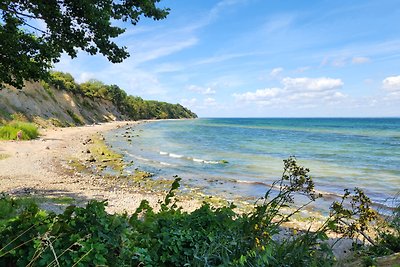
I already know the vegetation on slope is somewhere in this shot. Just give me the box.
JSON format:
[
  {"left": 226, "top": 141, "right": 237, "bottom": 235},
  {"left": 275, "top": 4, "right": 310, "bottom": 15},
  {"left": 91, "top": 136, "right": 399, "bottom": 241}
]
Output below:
[
  {"left": 0, "top": 121, "right": 38, "bottom": 140},
  {"left": 45, "top": 71, "right": 197, "bottom": 120},
  {"left": 1, "top": 157, "right": 391, "bottom": 266},
  {"left": 360, "top": 203, "right": 400, "bottom": 266},
  {"left": 0, "top": 71, "right": 197, "bottom": 127}
]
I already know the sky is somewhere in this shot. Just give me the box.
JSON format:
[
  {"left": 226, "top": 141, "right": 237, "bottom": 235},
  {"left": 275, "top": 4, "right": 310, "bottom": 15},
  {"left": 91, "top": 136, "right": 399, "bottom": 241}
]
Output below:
[{"left": 54, "top": 0, "right": 400, "bottom": 117}]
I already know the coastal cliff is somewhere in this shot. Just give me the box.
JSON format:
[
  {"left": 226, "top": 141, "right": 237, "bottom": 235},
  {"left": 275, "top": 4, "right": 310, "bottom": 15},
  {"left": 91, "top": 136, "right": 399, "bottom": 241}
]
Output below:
[
  {"left": 0, "top": 82, "right": 125, "bottom": 126},
  {"left": 0, "top": 73, "right": 197, "bottom": 126}
]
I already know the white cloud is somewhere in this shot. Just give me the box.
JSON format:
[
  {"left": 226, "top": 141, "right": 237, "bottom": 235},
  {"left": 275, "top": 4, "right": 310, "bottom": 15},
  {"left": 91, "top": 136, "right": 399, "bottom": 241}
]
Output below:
[
  {"left": 180, "top": 97, "right": 218, "bottom": 111},
  {"left": 194, "top": 52, "right": 254, "bottom": 65},
  {"left": 209, "top": 0, "right": 248, "bottom": 21},
  {"left": 132, "top": 37, "right": 198, "bottom": 65},
  {"left": 188, "top": 85, "right": 216, "bottom": 95},
  {"left": 321, "top": 57, "right": 347, "bottom": 67},
  {"left": 77, "top": 72, "right": 97, "bottom": 83},
  {"left": 204, "top": 97, "right": 217, "bottom": 106},
  {"left": 204, "top": 88, "right": 216, "bottom": 95},
  {"left": 233, "top": 88, "right": 281, "bottom": 102},
  {"left": 119, "top": 69, "right": 166, "bottom": 96},
  {"left": 182, "top": 0, "right": 248, "bottom": 33},
  {"left": 382, "top": 75, "right": 400, "bottom": 99},
  {"left": 180, "top": 98, "right": 198, "bottom": 108},
  {"left": 352, "top": 56, "right": 370, "bottom": 64},
  {"left": 382, "top": 75, "right": 400, "bottom": 92},
  {"left": 269, "top": 67, "right": 283, "bottom": 78},
  {"left": 319, "top": 56, "right": 370, "bottom": 68},
  {"left": 209, "top": 75, "right": 244, "bottom": 89},
  {"left": 233, "top": 76, "right": 346, "bottom": 107},
  {"left": 282, "top": 77, "right": 343, "bottom": 91}
]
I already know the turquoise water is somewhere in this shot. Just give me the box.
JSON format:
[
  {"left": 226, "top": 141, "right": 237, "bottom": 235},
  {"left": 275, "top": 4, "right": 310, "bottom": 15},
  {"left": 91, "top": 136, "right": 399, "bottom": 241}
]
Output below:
[{"left": 105, "top": 118, "right": 400, "bottom": 210}]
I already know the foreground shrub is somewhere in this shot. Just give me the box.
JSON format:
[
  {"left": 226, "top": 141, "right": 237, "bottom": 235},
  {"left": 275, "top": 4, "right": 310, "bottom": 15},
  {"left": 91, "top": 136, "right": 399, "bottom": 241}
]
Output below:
[
  {"left": 360, "top": 200, "right": 400, "bottom": 265},
  {"left": 0, "top": 121, "right": 39, "bottom": 140},
  {"left": 0, "top": 158, "right": 379, "bottom": 266}
]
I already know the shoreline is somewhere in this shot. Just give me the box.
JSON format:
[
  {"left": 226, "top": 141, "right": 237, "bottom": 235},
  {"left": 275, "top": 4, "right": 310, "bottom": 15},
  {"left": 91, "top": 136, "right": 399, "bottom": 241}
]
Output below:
[
  {"left": 0, "top": 120, "right": 362, "bottom": 260},
  {"left": 0, "top": 119, "right": 330, "bottom": 219},
  {"left": 0, "top": 120, "right": 200, "bottom": 214}
]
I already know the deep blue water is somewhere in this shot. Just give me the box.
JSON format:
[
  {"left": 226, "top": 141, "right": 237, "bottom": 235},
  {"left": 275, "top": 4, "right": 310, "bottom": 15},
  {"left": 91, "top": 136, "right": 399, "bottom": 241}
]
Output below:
[{"left": 105, "top": 118, "right": 400, "bottom": 210}]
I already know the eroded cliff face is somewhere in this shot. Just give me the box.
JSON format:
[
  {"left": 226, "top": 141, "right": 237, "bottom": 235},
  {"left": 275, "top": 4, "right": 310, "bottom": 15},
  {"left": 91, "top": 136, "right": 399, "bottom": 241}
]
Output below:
[{"left": 0, "top": 82, "right": 128, "bottom": 126}]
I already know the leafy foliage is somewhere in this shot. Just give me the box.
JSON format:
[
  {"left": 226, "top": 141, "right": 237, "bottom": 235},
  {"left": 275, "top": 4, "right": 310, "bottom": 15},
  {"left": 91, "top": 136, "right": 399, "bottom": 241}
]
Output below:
[
  {"left": 0, "top": 158, "right": 382, "bottom": 266},
  {"left": 66, "top": 110, "right": 83, "bottom": 125},
  {"left": 361, "top": 200, "right": 400, "bottom": 263},
  {"left": 0, "top": 120, "right": 38, "bottom": 140},
  {"left": 47, "top": 71, "right": 197, "bottom": 120},
  {"left": 0, "top": 0, "right": 169, "bottom": 88}
]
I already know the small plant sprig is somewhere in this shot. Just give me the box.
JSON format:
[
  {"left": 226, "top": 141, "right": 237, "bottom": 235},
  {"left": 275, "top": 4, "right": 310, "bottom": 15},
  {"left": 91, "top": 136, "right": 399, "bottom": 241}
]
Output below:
[
  {"left": 249, "top": 156, "right": 321, "bottom": 233},
  {"left": 326, "top": 188, "right": 377, "bottom": 245},
  {"left": 160, "top": 175, "right": 182, "bottom": 211}
]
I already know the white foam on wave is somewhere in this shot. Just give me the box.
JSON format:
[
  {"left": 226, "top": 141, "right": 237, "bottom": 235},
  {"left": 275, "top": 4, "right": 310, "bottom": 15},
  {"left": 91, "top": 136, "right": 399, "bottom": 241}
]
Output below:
[
  {"left": 136, "top": 156, "right": 150, "bottom": 162},
  {"left": 192, "top": 158, "right": 219, "bottom": 164},
  {"left": 169, "top": 153, "right": 183, "bottom": 158},
  {"left": 204, "top": 160, "right": 220, "bottom": 164},
  {"left": 160, "top": 161, "right": 172, "bottom": 166},
  {"left": 235, "top": 179, "right": 271, "bottom": 187},
  {"left": 126, "top": 152, "right": 151, "bottom": 162},
  {"left": 160, "top": 151, "right": 220, "bottom": 165}
]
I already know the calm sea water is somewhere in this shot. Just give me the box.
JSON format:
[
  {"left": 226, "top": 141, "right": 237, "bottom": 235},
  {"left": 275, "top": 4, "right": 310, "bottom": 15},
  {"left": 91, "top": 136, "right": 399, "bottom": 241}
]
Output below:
[{"left": 105, "top": 118, "right": 400, "bottom": 211}]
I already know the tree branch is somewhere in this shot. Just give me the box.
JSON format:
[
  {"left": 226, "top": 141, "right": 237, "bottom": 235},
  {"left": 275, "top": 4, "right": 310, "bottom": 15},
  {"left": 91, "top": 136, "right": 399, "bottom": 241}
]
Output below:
[
  {"left": 22, "top": 21, "right": 48, "bottom": 35},
  {"left": 8, "top": 6, "right": 43, "bottom": 20}
]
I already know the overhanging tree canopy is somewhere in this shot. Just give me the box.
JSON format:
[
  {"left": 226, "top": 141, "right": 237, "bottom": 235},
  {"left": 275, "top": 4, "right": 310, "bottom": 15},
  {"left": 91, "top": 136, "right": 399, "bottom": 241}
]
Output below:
[{"left": 0, "top": 0, "right": 169, "bottom": 88}]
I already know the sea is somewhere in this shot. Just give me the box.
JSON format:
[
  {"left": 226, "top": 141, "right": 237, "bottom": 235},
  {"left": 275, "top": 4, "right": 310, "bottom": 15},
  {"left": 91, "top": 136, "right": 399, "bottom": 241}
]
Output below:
[{"left": 105, "top": 118, "right": 400, "bottom": 213}]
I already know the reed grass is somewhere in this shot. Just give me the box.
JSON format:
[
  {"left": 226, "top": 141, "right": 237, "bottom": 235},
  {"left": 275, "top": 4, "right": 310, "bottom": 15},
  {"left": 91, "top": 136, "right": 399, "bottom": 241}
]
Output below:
[{"left": 0, "top": 121, "right": 39, "bottom": 140}]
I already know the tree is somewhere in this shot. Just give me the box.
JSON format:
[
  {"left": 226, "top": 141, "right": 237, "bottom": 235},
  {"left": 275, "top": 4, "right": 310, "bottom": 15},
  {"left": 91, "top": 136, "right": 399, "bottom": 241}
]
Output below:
[{"left": 0, "top": 0, "right": 169, "bottom": 88}]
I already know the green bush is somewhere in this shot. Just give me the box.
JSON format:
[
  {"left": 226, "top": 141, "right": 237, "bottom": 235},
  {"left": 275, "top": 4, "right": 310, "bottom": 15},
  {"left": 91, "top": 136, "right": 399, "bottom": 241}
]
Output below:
[
  {"left": 45, "top": 71, "right": 197, "bottom": 120},
  {"left": 66, "top": 110, "right": 83, "bottom": 125},
  {"left": 0, "top": 121, "right": 39, "bottom": 140},
  {"left": 362, "top": 201, "right": 400, "bottom": 262},
  {"left": 0, "top": 108, "right": 12, "bottom": 121},
  {"left": 0, "top": 158, "right": 379, "bottom": 266}
]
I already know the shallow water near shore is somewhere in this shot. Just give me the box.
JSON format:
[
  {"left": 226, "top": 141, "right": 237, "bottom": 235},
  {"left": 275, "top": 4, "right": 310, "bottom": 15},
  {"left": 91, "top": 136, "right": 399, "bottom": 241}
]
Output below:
[{"left": 105, "top": 118, "right": 400, "bottom": 213}]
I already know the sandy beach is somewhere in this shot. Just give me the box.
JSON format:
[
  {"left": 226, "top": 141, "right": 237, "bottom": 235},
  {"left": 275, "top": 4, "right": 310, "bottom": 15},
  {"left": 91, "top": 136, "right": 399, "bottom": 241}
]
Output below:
[
  {"left": 0, "top": 121, "right": 199, "bottom": 214},
  {"left": 0, "top": 121, "right": 359, "bottom": 260}
]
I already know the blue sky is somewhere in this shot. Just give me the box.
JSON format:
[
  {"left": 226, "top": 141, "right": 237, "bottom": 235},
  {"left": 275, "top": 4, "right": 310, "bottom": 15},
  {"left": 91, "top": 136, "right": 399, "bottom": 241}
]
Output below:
[{"left": 55, "top": 0, "right": 400, "bottom": 117}]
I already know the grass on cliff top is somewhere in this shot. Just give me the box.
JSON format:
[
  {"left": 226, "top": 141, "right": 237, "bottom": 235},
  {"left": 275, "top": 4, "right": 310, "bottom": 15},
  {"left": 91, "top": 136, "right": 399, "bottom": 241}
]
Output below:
[{"left": 0, "top": 121, "right": 39, "bottom": 140}]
